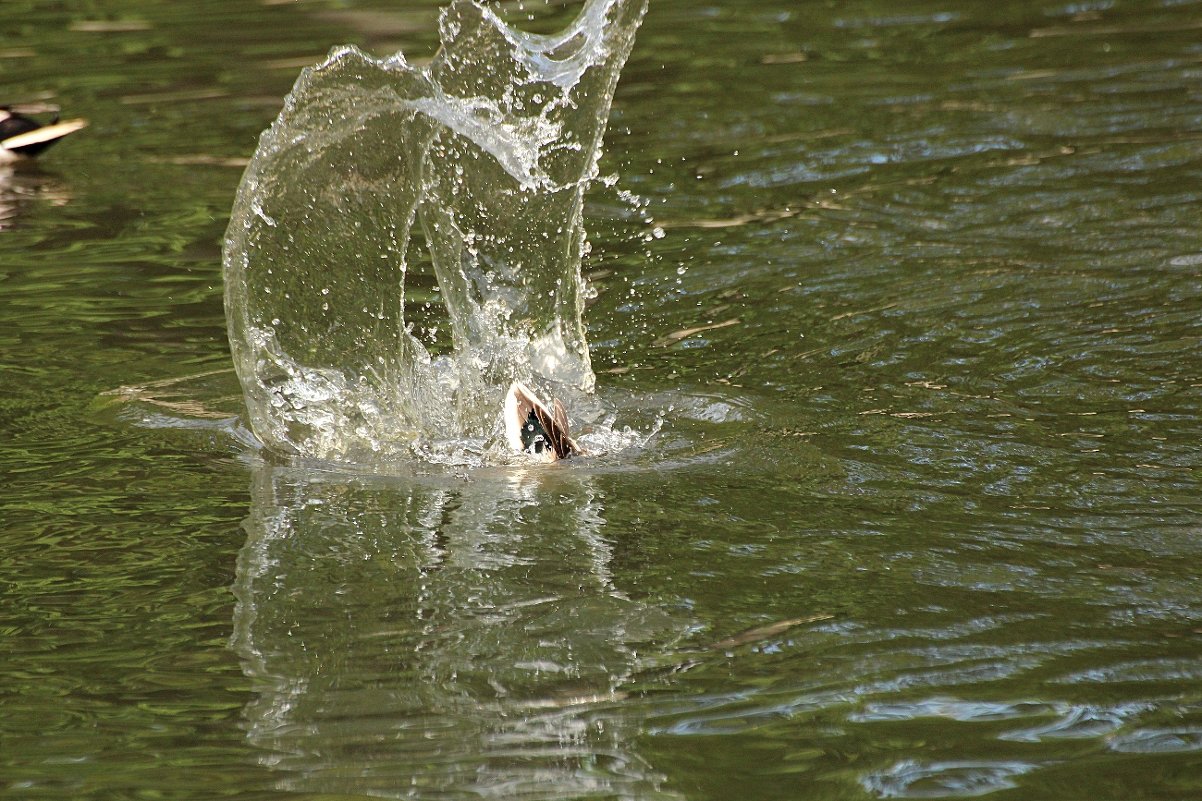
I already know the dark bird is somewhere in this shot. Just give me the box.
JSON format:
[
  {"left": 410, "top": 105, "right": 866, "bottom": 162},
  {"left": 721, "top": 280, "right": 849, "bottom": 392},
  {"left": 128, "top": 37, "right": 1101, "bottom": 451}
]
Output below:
[
  {"left": 505, "top": 381, "right": 581, "bottom": 462},
  {"left": 0, "top": 105, "right": 88, "bottom": 163}
]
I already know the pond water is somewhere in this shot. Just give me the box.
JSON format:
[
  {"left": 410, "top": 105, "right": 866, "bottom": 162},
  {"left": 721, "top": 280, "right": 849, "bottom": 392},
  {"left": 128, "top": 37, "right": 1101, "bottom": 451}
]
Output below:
[{"left": 4, "top": 0, "right": 1202, "bottom": 799}]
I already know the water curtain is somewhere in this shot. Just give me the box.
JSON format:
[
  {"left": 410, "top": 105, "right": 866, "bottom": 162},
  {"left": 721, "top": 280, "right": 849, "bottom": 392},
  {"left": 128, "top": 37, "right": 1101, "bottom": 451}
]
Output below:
[{"left": 224, "top": 0, "right": 647, "bottom": 462}]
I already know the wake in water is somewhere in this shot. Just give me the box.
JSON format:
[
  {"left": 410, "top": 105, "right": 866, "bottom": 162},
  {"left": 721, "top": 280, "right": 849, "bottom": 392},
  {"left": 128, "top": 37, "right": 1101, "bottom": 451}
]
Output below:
[{"left": 223, "top": 0, "right": 649, "bottom": 465}]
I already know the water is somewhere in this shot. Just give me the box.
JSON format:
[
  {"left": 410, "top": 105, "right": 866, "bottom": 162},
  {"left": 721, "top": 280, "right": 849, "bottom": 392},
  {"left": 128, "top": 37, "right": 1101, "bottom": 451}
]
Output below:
[
  {"left": 5, "top": 0, "right": 1202, "bottom": 798},
  {"left": 224, "top": 0, "right": 646, "bottom": 463}
]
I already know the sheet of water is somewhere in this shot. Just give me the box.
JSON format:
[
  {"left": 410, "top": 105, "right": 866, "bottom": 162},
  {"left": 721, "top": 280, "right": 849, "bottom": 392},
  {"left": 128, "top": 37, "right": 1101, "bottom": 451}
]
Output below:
[{"left": 224, "top": 0, "right": 646, "bottom": 464}]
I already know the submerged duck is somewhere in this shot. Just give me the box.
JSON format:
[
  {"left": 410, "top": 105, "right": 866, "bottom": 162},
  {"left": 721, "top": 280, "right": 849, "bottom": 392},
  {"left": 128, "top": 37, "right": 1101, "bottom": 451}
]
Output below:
[
  {"left": 505, "top": 381, "right": 580, "bottom": 462},
  {"left": 0, "top": 105, "right": 88, "bottom": 163}
]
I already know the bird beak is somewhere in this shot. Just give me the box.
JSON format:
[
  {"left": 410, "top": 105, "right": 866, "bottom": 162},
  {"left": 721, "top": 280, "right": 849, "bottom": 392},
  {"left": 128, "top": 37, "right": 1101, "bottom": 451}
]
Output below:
[{"left": 1, "top": 118, "right": 88, "bottom": 159}]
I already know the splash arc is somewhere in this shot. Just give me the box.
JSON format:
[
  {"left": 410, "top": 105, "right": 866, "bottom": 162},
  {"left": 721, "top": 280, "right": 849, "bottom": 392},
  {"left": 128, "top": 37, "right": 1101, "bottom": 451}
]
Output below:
[{"left": 223, "top": 0, "right": 648, "bottom": 463}]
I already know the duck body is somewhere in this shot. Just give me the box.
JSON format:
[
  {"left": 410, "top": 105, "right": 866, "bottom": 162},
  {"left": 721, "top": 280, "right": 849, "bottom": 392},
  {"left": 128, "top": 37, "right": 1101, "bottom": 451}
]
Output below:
[
  {"left": 0, "top": 106, "right": 88, "bottom": 163},
  {"left": 504, "top": 381, "right": 581, "bottom": 463}
]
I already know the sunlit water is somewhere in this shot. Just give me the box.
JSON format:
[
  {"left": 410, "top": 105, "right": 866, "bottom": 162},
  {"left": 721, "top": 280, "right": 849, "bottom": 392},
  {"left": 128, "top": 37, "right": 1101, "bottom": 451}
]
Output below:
[{"left": 4, "top": 0, "right": 1202, "bottom": 799}]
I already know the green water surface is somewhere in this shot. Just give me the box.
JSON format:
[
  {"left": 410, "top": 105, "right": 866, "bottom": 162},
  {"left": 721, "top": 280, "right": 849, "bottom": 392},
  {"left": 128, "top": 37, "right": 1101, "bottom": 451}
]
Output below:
[{"left": 4, "top": 1, "right": 1202, "bottom": 798}]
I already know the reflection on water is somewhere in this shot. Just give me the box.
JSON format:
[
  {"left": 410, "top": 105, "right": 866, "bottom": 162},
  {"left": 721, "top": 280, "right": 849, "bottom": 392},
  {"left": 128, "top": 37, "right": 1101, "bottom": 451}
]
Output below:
[
  {"left": 0, "top": 165, "right": 74, "bottom": 230},
  {"left": 232, "top": 461, "right": 684, "bottom": 799}
]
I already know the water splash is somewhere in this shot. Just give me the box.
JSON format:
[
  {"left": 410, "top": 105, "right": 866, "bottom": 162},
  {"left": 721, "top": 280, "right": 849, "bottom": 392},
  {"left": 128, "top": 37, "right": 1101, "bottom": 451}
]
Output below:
[{"left": 224, "top": 0, "right": 648, "bottom": 464}]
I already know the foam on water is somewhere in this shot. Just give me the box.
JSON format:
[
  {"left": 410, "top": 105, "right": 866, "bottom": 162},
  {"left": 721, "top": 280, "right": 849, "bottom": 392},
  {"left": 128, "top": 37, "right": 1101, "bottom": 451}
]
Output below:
[{"left": 223, "top": 0, "right": 648, "bottom": 465}]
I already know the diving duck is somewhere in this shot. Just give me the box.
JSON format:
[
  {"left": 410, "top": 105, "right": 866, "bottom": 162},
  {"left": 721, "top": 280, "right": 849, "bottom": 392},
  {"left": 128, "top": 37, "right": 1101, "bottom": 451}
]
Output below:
[
  {"left": 505, "top": 381, "right": 580, "bottom": 462},
  {"left": 0, "top": 105, "right": 88, "bottom": 163}
]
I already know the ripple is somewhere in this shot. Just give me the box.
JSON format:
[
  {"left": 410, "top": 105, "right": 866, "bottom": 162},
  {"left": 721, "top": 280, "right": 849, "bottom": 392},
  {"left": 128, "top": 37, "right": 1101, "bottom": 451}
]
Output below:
[
  {"left": 854, "top": 653, "right": 1045, "bottom": 696},
  {"left": 862, "top": 759, "right": 1037, "bottom": 798},
  {"left": 851, "top": 697, "right": 1058, "bottom": 724},
  {"left": 1109, "top": 728, "right": 1202, "bottom": 754},
  {"left": 1056, "top": 657, "right": 1202, "bottom": 684},
  {"left": 648, "top": 689, "right": 850, "bottom": 737},
  {"left": 1000, "top": 703, "right": 1149, "bottom": 742},
  {"left": 101, "top": 370, "right": 758, "bottom": 473},
  {"left": 1168, "top": 252, "right": 1202, "bottom": 267}
]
